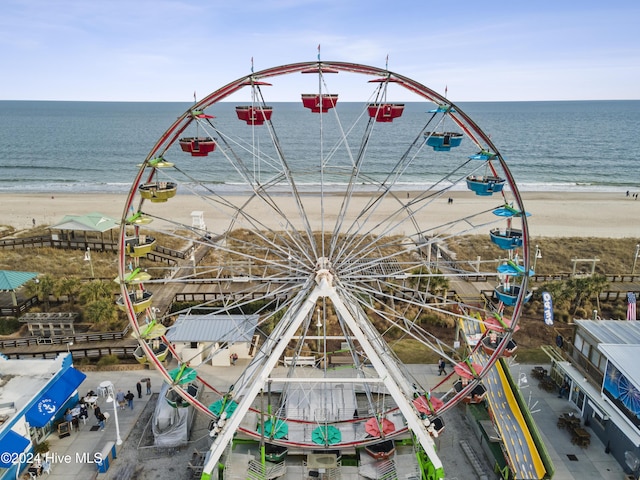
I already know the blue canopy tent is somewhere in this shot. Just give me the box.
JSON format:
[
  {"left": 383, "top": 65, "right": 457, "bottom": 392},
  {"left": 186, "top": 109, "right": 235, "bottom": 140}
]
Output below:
[
  {"left": 25, "top": 367, "right": 86, "bottom": 427},
  {"left": 0, "top": 430, "right": 30, "bottom": 468}
]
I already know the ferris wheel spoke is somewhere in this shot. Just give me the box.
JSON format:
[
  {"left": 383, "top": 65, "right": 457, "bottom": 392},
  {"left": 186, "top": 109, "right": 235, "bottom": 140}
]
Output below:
[{"left": 120, "top": 61, "right": 528, "bottom": 472}]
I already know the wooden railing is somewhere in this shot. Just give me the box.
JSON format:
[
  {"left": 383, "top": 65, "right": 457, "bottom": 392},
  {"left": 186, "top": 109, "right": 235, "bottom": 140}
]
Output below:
[
  {"left": 0, "top": 296, "right": 38, "bottom": 316},
  {"left": 154, "top": 245, "right": 187, "bottom": 259},
  {"left": 481, "top": 288, "right": 638, "bottom": 303},
  {"left": 0, "top": 235, "right": 52, "bottom": 249},
  {"left": 1, "top": 345, "right": 139, "bottom": 361},
  {"left": 0, "top": 325, "right": 130, "bottom": 349}
]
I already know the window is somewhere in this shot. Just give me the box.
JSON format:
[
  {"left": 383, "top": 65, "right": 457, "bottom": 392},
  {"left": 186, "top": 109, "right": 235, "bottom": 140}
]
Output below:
[
  {"left": 590, "top": 349, "right": 601, "bottom": 368},
  {"left": 574, "top": 334, "right": 584, "bottom": 353},
  {"left": 190, "top": 342, "right": 198, "bottom": 349},
  {"left": 588, "top": 400, "right": 608, "bottom": 428}
]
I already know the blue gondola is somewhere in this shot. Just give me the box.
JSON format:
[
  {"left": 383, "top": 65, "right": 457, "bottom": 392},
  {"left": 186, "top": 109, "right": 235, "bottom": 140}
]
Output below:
[
  {"left": 424, "top": 132, "right": 463, "bottom": 151},
  {"left": 466, "top": 175, "right": 506, "bottom": 196},
  {"left": 494, "top": 285, "right": 532, "bottom": 306},
  {"left": 490, "top": 228, "right": 523, "bottom": 249}
]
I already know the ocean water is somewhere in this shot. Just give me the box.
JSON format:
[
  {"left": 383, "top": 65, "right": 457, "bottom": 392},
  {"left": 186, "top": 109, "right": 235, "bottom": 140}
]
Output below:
[{"left": 0, "top": 99, "right": 638, "bottom": 194}]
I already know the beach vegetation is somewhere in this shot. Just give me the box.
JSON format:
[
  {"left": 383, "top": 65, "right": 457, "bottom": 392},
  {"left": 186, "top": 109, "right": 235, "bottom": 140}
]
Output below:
[
  {"left": 0, "top": 317, "right": 20, "bottom": 335},
  {"left": 79, "top": 279, "right": 116, "bottom": 304},
  {"left": 96, "top": 354, "right": 120, "bottom": 368},
  {"left": 408, "top": 265, "right": 450, "bottom": 297},
  {"left": 0, "top": 225, "right": 16, "bottom": 237},
  {"left": 23, "top": 275, "right": 56, "bottom": 311},
  {"left": 446, "top": 235, "right": 640, "bottom": 276},
  {"left": 529, "top": 274, "right": 609, "bottom": 318},
  {"left": 83, "top": 298, "right": 119, "bottom": 329},
  {"left": 54, "top": 276, "right": 83, "bottom": 305}
]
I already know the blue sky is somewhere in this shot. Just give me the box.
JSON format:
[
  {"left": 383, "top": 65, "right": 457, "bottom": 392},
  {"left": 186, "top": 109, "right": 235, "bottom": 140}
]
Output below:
[{"left": 2, "top": 0, "right": 639, "bottom": 102}]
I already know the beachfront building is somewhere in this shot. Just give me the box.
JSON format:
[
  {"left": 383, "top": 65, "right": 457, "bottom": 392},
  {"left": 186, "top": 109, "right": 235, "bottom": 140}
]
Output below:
[
  {"left": 549, "top": 320, "right": 640, "bottom": 477},
  {"left": 166, "top": 313, "right": 258, "bottom": 367},
  {"left": 49, "top": 211, "right": 119, "bottom": 250},
  {"left": 0, "top": 353, "right": 86, "bottom": 479}
]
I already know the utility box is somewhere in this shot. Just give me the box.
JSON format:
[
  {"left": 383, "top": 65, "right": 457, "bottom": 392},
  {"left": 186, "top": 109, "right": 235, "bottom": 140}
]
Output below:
[{"left": 96, "top": 441, "right": 116, "bottom": 473}]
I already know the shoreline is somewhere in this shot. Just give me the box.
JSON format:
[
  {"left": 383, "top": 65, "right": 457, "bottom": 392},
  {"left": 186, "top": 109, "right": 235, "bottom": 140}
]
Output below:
[{"left": 0, "top": 191, "right": 637, "bottom": 238}]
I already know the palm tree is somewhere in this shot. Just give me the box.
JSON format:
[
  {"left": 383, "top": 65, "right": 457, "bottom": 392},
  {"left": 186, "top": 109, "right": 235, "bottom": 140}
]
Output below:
[
  {"left": 568, "top": 274, "right": 608, "bottom": 314},
  {"left": 23, "top": 275, "right": 55, "bottom": 311},
  {"left": 54, "top": 277, "right": 83, "bottom": 305},
  {"left": 79, "top": 280, "right": 114, "bottom": 304},
  {"left": 84, "top": 298, "right": 118, "bottom": 329},
  {"left": 408, "top": 265, "right": 450, "bottom": 300}
]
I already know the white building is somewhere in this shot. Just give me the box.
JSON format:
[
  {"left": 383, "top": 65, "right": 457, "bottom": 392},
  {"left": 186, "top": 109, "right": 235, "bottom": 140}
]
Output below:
[
  {"left": 550, "top": 320, "right": 640, "bottom": 477},
  {"left": 0, "top": 353, "right": 85, "bottom": 479},
  {"left": 166, "top": 314, "right": 259, "bottom": 367}
]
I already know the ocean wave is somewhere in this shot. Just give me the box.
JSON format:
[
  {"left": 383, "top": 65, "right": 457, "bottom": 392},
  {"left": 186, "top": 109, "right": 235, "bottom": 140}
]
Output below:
[{"left": 0, "top": 180, "right": 630, "bottom": 195}]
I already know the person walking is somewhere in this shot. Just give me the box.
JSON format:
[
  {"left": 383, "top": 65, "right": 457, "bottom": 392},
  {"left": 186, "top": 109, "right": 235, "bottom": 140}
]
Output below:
[
  {"left": 142, "top": 377, "right": 151, "bottom": 395},
  {"left": 116, "top": 389, "right": 126, "bottom": 410},
  {"left": 437, "top": 358, "right": 447, "bottom": 376},
  {"left": 94, "top": 406, "right": 106, "bottom": 430},
  {"left": 125, "top": 390, "right": 135, "bottom": 410},
  {"left": 136, "top": 381, "right": 142, "bottom": 399}
]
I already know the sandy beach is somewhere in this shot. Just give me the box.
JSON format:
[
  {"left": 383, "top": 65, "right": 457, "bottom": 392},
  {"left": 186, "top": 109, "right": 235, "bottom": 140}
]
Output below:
[{"left": 0, "top": 191, "right": 637, "bottom": 238}]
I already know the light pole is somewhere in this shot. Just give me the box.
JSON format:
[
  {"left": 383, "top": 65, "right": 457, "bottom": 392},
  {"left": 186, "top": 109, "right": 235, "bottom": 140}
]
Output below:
[
  {"left": 532, "top": 245, "right": 542, "bottom": 274},
  {"left": 102, "top": 381, "right": 123, "bottom": 445},
  {"left": 84, "top": 247, "right": 94, "bottom": 278},
  {"left": 316, "top": 308, "right": 322, "bottom": 354},
  {"left": 632, "top": 244, "right": 640, "bottom": 275}
]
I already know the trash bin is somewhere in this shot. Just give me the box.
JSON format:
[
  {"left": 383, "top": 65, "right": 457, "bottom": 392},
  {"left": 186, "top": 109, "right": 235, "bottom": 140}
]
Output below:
[{"left": 96, "top": 441, "right": 115, "bottom": 473}]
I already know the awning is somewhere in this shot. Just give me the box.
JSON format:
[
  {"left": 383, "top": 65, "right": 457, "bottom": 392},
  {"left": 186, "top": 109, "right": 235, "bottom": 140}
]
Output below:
[
  {"left": 0, "top": 430, "right": 30, "bottom": 468},
  {"left": 25, "top": 367, "right": 86, "bottom": 428}
]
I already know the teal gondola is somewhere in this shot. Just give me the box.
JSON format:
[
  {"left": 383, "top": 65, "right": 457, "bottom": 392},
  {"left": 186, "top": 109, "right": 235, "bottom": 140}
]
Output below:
[
  {"left": 490, "top": 228, "right": 523, "bottom": 249},
  {"left": 494, "top": 285, "right": 532, "bottom": 306},
  {"left": 466, "top": 175, "right": 506, "bottom": 196},
  {"left": 424, "top": 132, "right": 463, "bottom": 151}
]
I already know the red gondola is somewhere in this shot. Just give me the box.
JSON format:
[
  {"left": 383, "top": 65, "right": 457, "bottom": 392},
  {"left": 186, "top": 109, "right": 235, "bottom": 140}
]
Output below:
[
  {"left": 367, "top": 103, "right": 404, "bottom": 122},
  {"left": 178, "top": 137, "right": 216, "bottom": 157},
  {"left": 454, "top": 379, "right": 487, "bottom": 404},
  {"left": 301, "top": 94, "right": 339, "bottom": 113},
  {"left": 235, "top": 106, "right": 273, "bottom": 125},
  {"left": 364, "top": 440, "right": 395, "bottom": 460},
  {"left": 481, "top": 331, "right": 518, "bottom": 357}
]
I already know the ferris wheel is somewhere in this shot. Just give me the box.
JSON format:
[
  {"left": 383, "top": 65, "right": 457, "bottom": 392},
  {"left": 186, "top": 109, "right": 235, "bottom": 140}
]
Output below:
[{"left": 117, "top": 60, "right": 531, "bottom": 478}]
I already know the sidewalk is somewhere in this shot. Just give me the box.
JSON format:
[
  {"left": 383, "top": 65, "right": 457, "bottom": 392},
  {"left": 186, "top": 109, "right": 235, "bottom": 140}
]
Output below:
[
  {"left": 508, "top": 362, "right": 626, "bottom": 479},
  {"left": 30, "top": 360, "right": 628, "bottom": 480},
  {"left": 32, "top": 369, "right": 165, "bottom": 480}
]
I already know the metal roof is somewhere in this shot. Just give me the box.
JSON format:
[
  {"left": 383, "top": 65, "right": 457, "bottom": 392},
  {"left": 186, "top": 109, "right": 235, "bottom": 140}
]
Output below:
[
  {"left": 0, "top": 270, "right": 38, "bottom": 291},
  {"left": 49, "top": 212, "right": 118, "bottom": 232},
  {"left": 166, "top": 314, "right": 258, "bottom": 343},
  {"left": 575, "top": 320, "right": 640, "bottom": 345}
]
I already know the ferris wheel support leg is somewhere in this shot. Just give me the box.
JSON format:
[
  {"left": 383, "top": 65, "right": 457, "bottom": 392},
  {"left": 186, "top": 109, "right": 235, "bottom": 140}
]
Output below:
[
  {"left": 200, "top": 283, "right": 323, "bottom": 478},
  {"left": 327, "top": 288, "right": 443, "bottom": 474}
]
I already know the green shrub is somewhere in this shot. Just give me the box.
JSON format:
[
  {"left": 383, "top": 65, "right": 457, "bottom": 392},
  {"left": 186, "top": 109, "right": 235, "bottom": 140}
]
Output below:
[
  {"left": 33, "top": 441, "right": 49, "bottom": 454},
  {"left": 96, "top": 354, "right": 120, "bottom": 368},
  {"left": 0, "top": 317, "right": 20, "bottom": 335}
]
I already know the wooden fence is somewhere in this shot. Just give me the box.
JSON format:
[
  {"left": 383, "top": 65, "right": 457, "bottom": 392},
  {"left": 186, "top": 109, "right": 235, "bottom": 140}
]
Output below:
[
  {"left": 1, "top": 345, "right": 139, "bottom": 361},
  {"left": 0, "top": 326, "right": 130, "bottom": 350}
]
